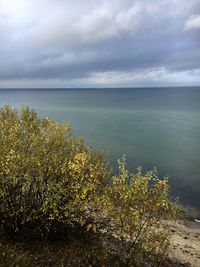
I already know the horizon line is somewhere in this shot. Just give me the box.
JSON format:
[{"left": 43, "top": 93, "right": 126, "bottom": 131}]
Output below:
[{"left": 0, "top": 85, "right": 200, "bottom": 90}]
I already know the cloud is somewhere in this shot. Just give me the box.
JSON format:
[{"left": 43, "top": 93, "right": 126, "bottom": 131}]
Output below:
[
  {"left": 0, "top": 0, "right": 200, "bottom": 87},
  {"left": 27, "top": 1, "right": 144, "bottom": 49},
  {"left": 185, "top": 14, "right": 200, "bottom": 30},
  {"left": 1, "top": 67, "right": 200, "bottom": 88},
  {"left": 87, "top": 68, "right": 200, "bottom": 86}
]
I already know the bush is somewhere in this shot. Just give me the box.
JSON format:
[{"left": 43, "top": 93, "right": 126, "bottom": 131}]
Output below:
[
  {"left": 101, "top": 158, "right": 179, "bottom": 266},
  {"left": 0, "top": 105, "right": 110, "bottom": 238},
  {"left": 0, "top": 105, "right": 180, "bottom": 266}
]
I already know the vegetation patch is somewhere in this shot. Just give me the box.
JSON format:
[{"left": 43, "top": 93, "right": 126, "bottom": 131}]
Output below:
[{"left": 0, "top": 106, "right": 181, "bottom": 266}]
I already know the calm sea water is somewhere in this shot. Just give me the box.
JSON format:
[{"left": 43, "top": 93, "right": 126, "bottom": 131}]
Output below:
[{"left": 0, "top": 87, "right": 200, "bottom": 212}]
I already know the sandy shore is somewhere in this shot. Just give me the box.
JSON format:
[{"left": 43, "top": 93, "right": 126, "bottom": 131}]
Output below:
[{"left": 167, "top": 220, "right": 200, "bottom": 267}]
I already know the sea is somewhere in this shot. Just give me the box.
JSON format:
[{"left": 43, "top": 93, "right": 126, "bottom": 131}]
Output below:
[{"left": 0, "top": 87, "right": 200, "bottom": 214}]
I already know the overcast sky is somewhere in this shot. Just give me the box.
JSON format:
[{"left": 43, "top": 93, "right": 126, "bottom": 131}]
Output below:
[{"left": 0, "top": 0, "right": 200, "bottom": 88}]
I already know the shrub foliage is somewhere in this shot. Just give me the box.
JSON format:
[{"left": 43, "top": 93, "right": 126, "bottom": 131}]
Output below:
[
  {"left": 0, "top": 106, "right": 179, "bottom": 266},
  {"left": 101, "top": 158, "right": 178, "bottom": 266},
  {"left": 0, "top": 105, "right": 110, "bottom": 238}
]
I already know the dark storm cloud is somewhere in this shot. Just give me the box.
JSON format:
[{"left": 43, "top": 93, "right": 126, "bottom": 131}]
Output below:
[{"left": 0, "top": 0, "right": 200, "bottom": 87}]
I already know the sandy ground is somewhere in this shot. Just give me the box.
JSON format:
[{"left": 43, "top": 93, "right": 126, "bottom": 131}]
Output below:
[{"left": 167, "top": 220, "right": 200, "bottom": 267}]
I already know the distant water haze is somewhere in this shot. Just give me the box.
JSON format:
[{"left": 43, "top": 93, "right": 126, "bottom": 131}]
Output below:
[{"left": 0, "top": 87, "right": 200, "bottom": 213}]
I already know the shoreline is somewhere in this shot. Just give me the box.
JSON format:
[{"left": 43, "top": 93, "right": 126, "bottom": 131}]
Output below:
[{"left": 168, "top": 219, "right": 200, "bottom": 267}]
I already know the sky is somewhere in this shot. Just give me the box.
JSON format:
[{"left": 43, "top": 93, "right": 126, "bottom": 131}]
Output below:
[{"left": 0, "top": 0, "right": 200, "bottom": 88}]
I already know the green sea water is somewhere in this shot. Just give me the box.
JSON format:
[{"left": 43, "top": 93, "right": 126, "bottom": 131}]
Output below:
[{"left": 0, "top": 87, "right": 200, "bottom": 212}]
